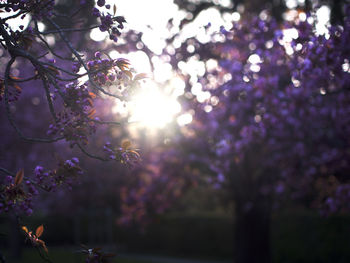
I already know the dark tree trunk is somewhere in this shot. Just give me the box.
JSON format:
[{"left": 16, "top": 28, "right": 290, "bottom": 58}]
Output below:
[
  {"left": 233, "top": 196, "right": 271, "bottom": 263},
  {"left": 229, "top": 155, "right": 272, "bottom": 263},
  {"left": 9, "top": 215, "right": 22, "bottom": 260},
  {"left": 331, "top": 0, "right": 344, "bottom": 25}
]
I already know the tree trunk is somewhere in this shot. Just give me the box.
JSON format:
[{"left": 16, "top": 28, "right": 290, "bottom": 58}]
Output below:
[
  {"left": 331, "top": 0, "right": 344, "bottom": 25},
  {"left": 233, "top": 196, "right": 271, "bottom": 263},
  {"left": 9, "top": 215, "right": 22, "bottom": 260}
]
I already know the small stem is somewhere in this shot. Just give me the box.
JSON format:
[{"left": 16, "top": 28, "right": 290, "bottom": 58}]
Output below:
[{"left": 77, "top": 144, "right": 109, "bottom": 161}]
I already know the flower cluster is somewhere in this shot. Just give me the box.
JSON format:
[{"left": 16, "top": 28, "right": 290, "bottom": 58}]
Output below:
[
  {"left": 103, "top": 140, "right": 140, "bottom": 168},
  {"left": 92, "top": 2, "right": 126, "bottom": 42},
  {"left": 0, "top": 169, "right": 38, "bottom": 216},
  {"left": 87, "top": 52, "right": 134, "bottom": 87},
  {"left": 0, "top": 77, "right": 22, "bottom": 102},
  {"left": 71, "top": 61, "right": 82, "bottom": 74},
  {"left": 34, "top": 157, "right": 82, "bottom": 191},
  {"left": 48, "top": 82, "right": 97, "bottom": 146},
  {"left": 0, "top": 158, "right": 82, "bottom": 216},
  {"left": 4, "top": 0, "right": 55, "bottom": 20}
]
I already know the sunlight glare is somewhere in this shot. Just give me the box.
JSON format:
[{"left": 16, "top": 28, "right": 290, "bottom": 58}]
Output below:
[{"left": 129, "top": 84, "right": 181, "bottom": 128}]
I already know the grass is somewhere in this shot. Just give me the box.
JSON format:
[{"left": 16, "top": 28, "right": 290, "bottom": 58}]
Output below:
[{"left": 7, "top": 247, "right": 154, "bottom": 263}]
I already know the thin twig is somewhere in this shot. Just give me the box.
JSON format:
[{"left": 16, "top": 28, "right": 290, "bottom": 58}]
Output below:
[
  {"left": 35, "top": 246, "right": 53, "bottom": 263},
  {"left": 92, "top": 119, "right": 123, "bottom": 126},
  {"left": 39, "top": 25, "right": 99, "bottom": 35},
  {"left": 2, "top": 10, "right": 27, "bottom": 22},
  {"left": 76, "top": 144, "right": 109, "bottom": 161},
  {"left": 41, "top": 77, "right": 58, "bottom": 122},
  {"left": 0, "top": 167, "right": 15, "bottom": 176},
  {"left": 46, "top": 18, "right": 124, "bottom": 100}
]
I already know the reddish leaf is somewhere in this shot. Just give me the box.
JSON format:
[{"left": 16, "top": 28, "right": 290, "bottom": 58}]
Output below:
[
  {"left": 129, "top": 150, "right": 140, "bottom": 158},
  {"left": 87, "top": 98, "right": 94, "bottom": 106},
  {"left": 87, "top": 108, "right": 96, "bottom": 118},
  {"left": 115, "top": 58, "right": 130, "bottom": 71},
  {"left": 123, "top": 70, "right": 133, "bottom": 79},
  {"left": 46, "top": 66, "right": 60, "bottom": 75},
  {"left": 36, "top": 225, "right": 44, "bottom": 238},
  {"left": 133, "top": 73, "right": 149, "bottom": 81},
  {"left": 121, "top": 140, "right": 131, "bottom": 150},
  {"left": 14, "top": 85, "right": 22, "bottom": 92},
  {"left": 14, "top": 169, "right": 24, "bottom": 186},
  {"left": 89, "top": 92, "right": 97, "bottom": 99}
]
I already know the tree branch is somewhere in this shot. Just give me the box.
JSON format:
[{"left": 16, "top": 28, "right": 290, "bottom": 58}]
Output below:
[
  {"left": 4, "top": 57, "right": 65, "bottom": 143},
  {"left": 46, "top": 17, "right": 124, "bottom": 100},
  {"left": 76, "top": 143, "right": 109, "bottom": 162}
]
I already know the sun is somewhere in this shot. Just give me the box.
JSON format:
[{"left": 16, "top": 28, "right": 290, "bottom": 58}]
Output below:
[
  {"left": 108, "top": 49, "right": 186, "bottom": 130},
  {"left": 128, "top": 84, "right": 182, "bottom": 129}
]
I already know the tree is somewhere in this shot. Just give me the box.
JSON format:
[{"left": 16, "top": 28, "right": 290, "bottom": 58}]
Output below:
[
  {"left": 1, "top": 1, "right": 350, "bottom": 263},
  {"left": 118, "top": 5, "right": 350, "bottom": 263},
  {"left": 0, "top": 0, "right": 143, "bottom": 261},
  {"left": 176, "top": 9, "right": 350, "bottom": 263}
]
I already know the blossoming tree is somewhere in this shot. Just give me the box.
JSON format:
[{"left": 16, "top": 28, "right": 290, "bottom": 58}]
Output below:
[
  {"left": 164, "top": 8, "right": 350, "bottom": 263},
  {"left": 116, "top": 4, "right": 350, "bottom": 263},
  {"left": 0, "top": 0, "right": 143, "bottom": 261}
]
